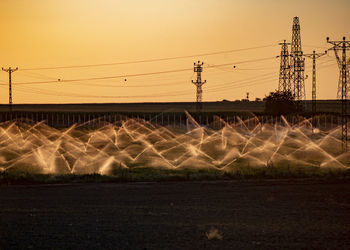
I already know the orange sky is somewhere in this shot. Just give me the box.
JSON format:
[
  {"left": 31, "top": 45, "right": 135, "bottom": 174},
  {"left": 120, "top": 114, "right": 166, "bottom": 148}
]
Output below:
[{"left": 0, "top": 0, "right": 349, "bottom": 104}]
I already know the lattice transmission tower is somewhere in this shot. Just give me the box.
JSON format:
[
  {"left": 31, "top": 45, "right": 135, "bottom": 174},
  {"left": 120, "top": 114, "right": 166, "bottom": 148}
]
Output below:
[
  {"left": 304, "top": 50, "right": 327, "bottom": 114},
  {"left": 327, "top": 37, "right": 350, "bottom": 152},
  {"left": 331, "top": 40, "right": 350, "bottom": 100},
  {"left": 290, "top": 17, "right": 306, "bottom": 104},
  {"left": 192, "top": 61, "right": 206, "bottom": 112},
  {"left": 277, "top": 40, "right": 292, "bottom": 93}
]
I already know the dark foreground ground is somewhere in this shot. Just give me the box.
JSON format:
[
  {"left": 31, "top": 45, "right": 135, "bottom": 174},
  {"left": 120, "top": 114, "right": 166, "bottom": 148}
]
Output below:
[{"left": 1, "top": 179, "right": 350, "bottom": 249}]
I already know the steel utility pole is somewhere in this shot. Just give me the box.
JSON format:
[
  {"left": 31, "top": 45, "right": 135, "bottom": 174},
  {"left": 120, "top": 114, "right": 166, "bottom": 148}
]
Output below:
[
  {"left": 290, "top": 17, "right": 306, "bottom": 108},
  {"left": 327, "top": 37, "right": 350, "bottom": 152},
  {"left": 304, "top": 50, "right": 327, "bottom": 114},
  {"left": 277, "top": 40, "right": 292, "bottom": 93},
  {"left": 2, "top": 67, "right": 18, "bottom": 110},
  {"left": 192, "top": 61, "right": 206, "bottom": 113}
]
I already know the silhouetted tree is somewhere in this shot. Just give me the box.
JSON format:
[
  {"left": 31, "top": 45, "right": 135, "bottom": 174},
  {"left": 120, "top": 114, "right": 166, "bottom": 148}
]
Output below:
[{"left": 264, "top": 91, "right": 297, "bottom": 115}]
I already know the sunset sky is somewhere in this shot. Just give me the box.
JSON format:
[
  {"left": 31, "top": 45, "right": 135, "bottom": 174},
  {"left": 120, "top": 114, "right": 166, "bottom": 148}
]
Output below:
[{"left": 0, "top": 0, "right": 349, "bottom": 104}]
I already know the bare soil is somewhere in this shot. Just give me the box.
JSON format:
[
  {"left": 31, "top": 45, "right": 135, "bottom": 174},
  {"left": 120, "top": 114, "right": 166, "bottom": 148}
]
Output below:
[{"left": 1, "top": 179, "right": 350, "bottom": 249}]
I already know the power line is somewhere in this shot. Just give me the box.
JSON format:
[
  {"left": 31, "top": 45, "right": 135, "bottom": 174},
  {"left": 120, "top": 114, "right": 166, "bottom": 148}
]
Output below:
[
  {"left": 9, "top": 56, "right": 276, "bottom": 86},
  {"left": 19, "top": 44, "right": 278, "bottom": 71},
  {"left": 11, "top": 61, "right": 334, "bottom": 101},
  {"left": 14, "top": 85, "right": 194, "bottom": 99},
  {"left": 4, "top": 61, "right": 335, "bottom": 99},
  {"left": 303, "top": 44, "right": 329, "bottom": 49},
  {"left": 16, "top": 71, "right": 58, "bottom": 81},
  {"left": 206, "top": 61, "right": 336, "bottom": 93},
  {"left": 11, "top": 71, "right": 278, "bottom": 99},
  {"left": 206, "top": 75, "right": 277, "bottom": 93},
  {"left": 13, "top": 72, "right": 278, "bottom": 99},
  {"left": 11, "top": 68, "right": 193, "bottom": 85},
  {"left": 3, "top": 53, "right": 336, "bottom": 103},
  {"left": 205, "top": 56, "right": 275, "bottom": 69}
]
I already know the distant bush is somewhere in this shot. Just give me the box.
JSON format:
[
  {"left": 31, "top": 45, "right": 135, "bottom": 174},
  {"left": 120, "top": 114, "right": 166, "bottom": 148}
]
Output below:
[{"left": 264, "top": 91, "right": 298, "bottom": 115}]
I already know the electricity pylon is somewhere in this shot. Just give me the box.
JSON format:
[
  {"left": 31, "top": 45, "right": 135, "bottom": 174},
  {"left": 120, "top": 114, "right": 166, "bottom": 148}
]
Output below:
[
  {"left": 327, "top": 36, "right": 350, "bottom": 152},
  {"left": 332, "top": 43, "right": 350, "bottom": 100},
  {"left": 304, "top": 50, "right": 327, "bottom": 114},
  {"left": 2, "top": 67, "right": 18, "bottom": 110},
  {"left": 277, "top": 40, "right": 292, "bottom": 93},
  {"left": 192, "top": 61, "right": 206, "bottom": 112},
  {"left": 290, "top": 17, "right": 306, "bottom": 106}
]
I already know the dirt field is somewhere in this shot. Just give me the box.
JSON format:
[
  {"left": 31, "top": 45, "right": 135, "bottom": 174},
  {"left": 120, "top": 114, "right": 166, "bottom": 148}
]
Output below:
[{"left": 1, "top": 179, "right": 350, "bottom": 249}]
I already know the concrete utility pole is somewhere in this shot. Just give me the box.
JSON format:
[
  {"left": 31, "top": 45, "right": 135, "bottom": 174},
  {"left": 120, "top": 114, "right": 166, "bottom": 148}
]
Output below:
[
  {"left": 192, "top": 61, "right": 206, "bottom": 113},
  {"left": 2, "top": 67, "right": 18, "bottom": 110},
  {"left": 304, "top": 50, "right": 327, "bottom": 114},
  {"left": 327, "top": 36, "right": 350, "bottom": 152}
]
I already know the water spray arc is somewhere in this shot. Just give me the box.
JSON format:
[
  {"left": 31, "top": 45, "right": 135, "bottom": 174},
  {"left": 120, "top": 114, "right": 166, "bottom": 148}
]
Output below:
[
  {"left": 277, "top": 40, "right": 292, "bottom": 93},
  {"left": 0, "top": 114, "right": 349, "bottom": 176},
  {"left": 290, "top": 17, "right": 306, "bottom": 105},
  {"left": 2, "top": 67, "right": 18, "bottom": 110},
  {"left": 327, "top": 37, "right": 350, "bottom": 152},
  {"left": 304, "top": 50, "right": 327, "bottom": 114},
  {"left": 192, "top": 61, "right": 206, "bottom": 112}
]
